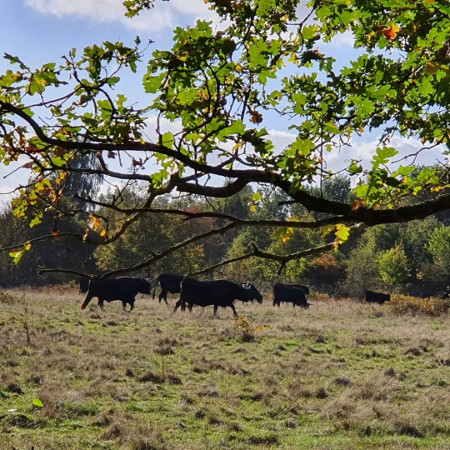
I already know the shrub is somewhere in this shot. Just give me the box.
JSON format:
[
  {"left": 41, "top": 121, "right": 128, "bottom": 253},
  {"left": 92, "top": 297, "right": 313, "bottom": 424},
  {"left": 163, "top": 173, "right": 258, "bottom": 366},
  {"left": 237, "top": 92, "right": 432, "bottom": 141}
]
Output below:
[
  {"left": 386, "top": 295, "right": 450, "bottom": 317},
  {"left": 233, "top": 315, "right": 264, "bottom": 342}
]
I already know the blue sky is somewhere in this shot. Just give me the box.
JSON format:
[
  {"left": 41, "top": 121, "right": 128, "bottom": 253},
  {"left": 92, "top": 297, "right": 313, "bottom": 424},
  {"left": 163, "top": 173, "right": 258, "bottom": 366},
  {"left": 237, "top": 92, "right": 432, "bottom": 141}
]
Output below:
[
  {"left": 0, "top": 0, "right": 219, "bottom": 198},
  {"left": 0, "top": 0, "right": 446, "bottom": 201}
]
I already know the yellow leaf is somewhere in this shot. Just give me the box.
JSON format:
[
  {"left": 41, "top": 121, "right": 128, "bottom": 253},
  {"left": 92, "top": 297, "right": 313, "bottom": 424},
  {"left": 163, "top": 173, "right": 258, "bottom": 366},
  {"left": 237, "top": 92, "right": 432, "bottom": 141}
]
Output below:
[
  {"left": 288, "top": 52, "right": 298, "bottom": 62},
  {"left": 89, "top": 213, "right": 101, "bottom": 231}
]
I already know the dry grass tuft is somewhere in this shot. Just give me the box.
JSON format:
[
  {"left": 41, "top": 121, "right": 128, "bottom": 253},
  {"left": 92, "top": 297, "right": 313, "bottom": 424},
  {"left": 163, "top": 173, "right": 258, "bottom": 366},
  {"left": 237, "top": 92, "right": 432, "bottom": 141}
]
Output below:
[
  {"left": 247, "top": 432, "right": 280, "bottom": 446},
  {"left": 154, "top": 337, "right": 177, "bottom": 355},
  {"left": 1, "top": 377, "right": 23, "bottom": 394},
  {"left": 0, "top": 290, "right": 16, "bottom": 305},
  {"left": 127, "top": 424, "right": 171, "bottom": 450},
  {"left": 139, "top": 371, "right": 165, "bottom": 384},
  {"left": 334, "top": 377, "right": 352, "bottom": 386}
]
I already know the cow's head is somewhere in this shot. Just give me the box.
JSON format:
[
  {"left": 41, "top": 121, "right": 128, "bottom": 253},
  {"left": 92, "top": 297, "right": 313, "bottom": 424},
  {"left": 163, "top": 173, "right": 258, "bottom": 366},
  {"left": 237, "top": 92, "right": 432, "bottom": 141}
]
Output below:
[
  {"left": 242, "top": 282, "right": 263, "bottom": 304},
  {"left": 141, "top": 278, "right": 152, "bottom": 295}
]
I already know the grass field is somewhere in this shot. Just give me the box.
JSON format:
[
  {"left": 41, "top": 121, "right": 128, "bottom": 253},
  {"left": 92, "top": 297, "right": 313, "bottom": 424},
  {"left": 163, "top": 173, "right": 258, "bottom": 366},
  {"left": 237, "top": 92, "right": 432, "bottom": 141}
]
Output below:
[{"left": 0, "top": 287, "right": 449, "bottom": 449}]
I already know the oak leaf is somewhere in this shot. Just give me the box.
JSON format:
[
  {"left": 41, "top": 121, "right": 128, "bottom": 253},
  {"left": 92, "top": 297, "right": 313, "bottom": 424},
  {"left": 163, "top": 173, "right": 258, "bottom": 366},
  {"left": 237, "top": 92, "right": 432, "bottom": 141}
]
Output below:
[
  {"left": 250, "top": 110, "right": 263, "bottom": 124},
  {"left": 382, "top": 24, "right": 399, "bottom": 40}
]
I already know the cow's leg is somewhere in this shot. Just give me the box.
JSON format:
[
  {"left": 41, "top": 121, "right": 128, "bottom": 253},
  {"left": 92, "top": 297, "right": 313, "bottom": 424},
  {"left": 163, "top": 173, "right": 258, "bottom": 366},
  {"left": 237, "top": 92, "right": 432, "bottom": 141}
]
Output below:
[
  {"left": 213, "top": 304, "right": 218, "bottom": 316},
  {"left": 81, "top": 293, "right": 94, "bottom": 310},
  {"left": 173, "top": 299, "right": 182, "bottom": 314},
  {"left": 162, "top": 291, "right": 169, "bottom": 306},
  {"left": 99, "top": 299, "right": 106, "bottom": 311},
  {"left": 128, "top": 300, "right": 134, "bottom": 312},
  {"left": 230, "top": 304, "right": 238, "bottom": 318}
]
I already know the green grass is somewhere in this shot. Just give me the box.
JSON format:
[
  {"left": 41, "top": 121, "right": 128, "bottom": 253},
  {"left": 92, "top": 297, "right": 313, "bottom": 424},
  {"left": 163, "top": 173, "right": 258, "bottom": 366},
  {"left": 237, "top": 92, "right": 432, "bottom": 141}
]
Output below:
[{"left": 0, "top": 287, "right": 449, "bottom": 449}]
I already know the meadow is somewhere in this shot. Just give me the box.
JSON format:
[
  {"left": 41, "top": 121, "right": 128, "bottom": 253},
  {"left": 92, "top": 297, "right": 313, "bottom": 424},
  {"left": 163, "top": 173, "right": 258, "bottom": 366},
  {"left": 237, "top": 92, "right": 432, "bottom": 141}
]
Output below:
[{"left": 0, "top": 287, "right": 449, "bottom": 449}]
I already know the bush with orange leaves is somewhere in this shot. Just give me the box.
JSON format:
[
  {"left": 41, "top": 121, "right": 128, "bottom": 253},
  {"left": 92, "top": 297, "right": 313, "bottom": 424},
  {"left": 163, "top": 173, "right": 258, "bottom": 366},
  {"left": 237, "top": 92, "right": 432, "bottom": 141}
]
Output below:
[
  {"left": 386, "top": 294, "right": 450, "bottom": 317},
  {"left": 233, "top": 315, "right": 266, "bottom": 342}
]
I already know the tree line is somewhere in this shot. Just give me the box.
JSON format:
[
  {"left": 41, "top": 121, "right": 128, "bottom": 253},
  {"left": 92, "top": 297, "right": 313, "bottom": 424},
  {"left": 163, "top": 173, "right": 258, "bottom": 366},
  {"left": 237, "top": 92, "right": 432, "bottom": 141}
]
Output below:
[
  {"left": 1, "top": 171, "right": 449, "bottom": 299},
  {"left": 0, "top": 0, "right": 449, "bottom": 290}
]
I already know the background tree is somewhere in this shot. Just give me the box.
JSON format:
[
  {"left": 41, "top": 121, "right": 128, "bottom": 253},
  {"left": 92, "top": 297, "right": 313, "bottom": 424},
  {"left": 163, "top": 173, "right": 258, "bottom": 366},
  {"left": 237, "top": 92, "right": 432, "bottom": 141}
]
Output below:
[
  {"left": 424, "top": 225, "right": 450, "bottom": 293},
  {"left": 377, "top": 243, "right": 411, "bottom": 291},
  {"left": 342, "top": 242, "right": 380, "bottom": 298}
]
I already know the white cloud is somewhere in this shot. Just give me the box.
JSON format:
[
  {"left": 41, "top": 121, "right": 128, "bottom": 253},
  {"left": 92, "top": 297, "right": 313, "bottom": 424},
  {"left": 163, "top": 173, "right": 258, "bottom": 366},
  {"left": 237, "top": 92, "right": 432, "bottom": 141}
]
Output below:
[
  {"left": 25, "top": 0, "right": 221, "bottom": 33},
  {"left": 326, "top": 135, "right": 446, "bottom": 173},
  {"left": 332, "top": 30, "right": 356, "bottom": 49},
  {"left": 264, "top": 129, "right": 446, "bottom": 176},
  {"left": 267, "top": 129, "right": 296, "bottom": 152}
]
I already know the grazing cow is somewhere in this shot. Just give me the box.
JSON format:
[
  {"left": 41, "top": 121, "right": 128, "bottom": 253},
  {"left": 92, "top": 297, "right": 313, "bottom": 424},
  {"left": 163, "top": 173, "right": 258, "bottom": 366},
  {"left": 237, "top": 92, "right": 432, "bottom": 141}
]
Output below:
[
  {"left": 152, "top": 273, "right": 184, "bottom": 305},
  {"left": 273, "top": 283, "right": 311, "bottom": 309},
  {"left": 365, "top": 290, "right": 391, "bottom": 304},
  {"left": 81, "top": 277, "right": 152, "bottom": 312},
  {"left": 173, "top": 278, "right": 263, "bottom": 318},
  {"left": 291, "top": 283, "right": 310, "bottom": 295},
  {"left": 78, "top": 277, "right": 90, "bottom": 295}
]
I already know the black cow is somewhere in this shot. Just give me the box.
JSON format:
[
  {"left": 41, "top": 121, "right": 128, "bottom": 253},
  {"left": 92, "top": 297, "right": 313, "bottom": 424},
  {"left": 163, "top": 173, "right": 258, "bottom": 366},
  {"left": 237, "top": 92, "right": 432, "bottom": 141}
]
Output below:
[
  {"left": 291, "top": 283, "right": 310, "bottom": 295},
  {"left": 273, "top": 283, "right": 311, "bottom": 309},
  {"left": 152, "top": 273, "right": 184, "bottom": 305},
  {"left": 365, "top": 290, "right": 391, "bottom": 304},
  {"left": 78, "top": 277, "right": 90, "bottom": 294},
  {"left": 173, "top": 278, "right": 263, "bottom": 318},
  {"left": 81, "top": 277, "right": 152, "bottom": 311}
]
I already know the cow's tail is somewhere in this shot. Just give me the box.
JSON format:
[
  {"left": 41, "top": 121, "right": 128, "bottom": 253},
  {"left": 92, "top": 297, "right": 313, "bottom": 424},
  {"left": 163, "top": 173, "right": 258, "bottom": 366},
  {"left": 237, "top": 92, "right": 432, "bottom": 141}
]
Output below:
[{"left": 152, "top": 275, "right": 160, "bottom": 300}]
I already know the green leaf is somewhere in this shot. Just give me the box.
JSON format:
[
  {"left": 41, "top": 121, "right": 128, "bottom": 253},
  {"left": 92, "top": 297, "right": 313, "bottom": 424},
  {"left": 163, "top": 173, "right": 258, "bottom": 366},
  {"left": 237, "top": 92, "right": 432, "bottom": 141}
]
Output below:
[
  {"left": 9, "top": 249, "right": 24, "bottom": 265},
  {"left": 51, "top": 157, "right": 66, "bottom": 167},
  {"left": 143, "top": 73, "right": 166, "bottom": 94},
  {"left": 372, "top": 147, "right": 399, "bottom": 168},
  {"left": 32, "top": 398, "right": 44, "bottom": 408},
  {"left": 348, "top": 161, "right": 363, "bottom": 175},
  {"left": 289, "top": 138, "right": 314, "bottom": 157},
  {"left": 335, "top": 224, "right": 350, "bottom": 244},
  {"left": 324, "top": 122, "right": 340, "bottom": 135},
  {"left": 29, "top": 215, "right": 42, "bottom": 228},
  {"left": 161, "top": 132, "right": 174, "bottom": 150},
  {"left": 252, "top": 192, "right": 263, "bottom": 202}
]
